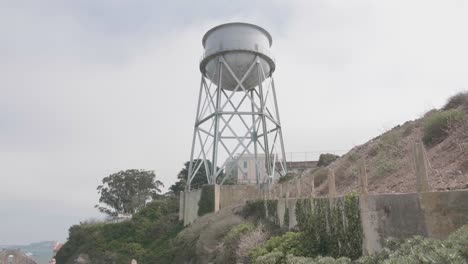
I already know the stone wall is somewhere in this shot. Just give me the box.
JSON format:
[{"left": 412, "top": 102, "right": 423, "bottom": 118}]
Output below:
[
  {"left": 219, "top": 184, "right": 264, "bottom": 209},
  {"left": 181, "top": 188, "right": 202, "bottom": 226},
  {"left": 180, "top": 185, "right": 468, "bottom": 254},
  {"left": 267, "top": 190, "right": 468, "bottom": 254}
]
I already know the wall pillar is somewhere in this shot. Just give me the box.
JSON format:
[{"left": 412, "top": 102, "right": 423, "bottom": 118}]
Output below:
[
  {"left": 214, "top": 184, "right": 220, "bottom": 212},
  {"left": 328, "top": 168, "right": 337, "bottom": 197},
  {"left": 414, "top": 141, "right": 430, "bottom": 192},
  {"left": 179, "top": 191, "right": 185, "bottom": 221},
  {"left": 359, "top": 158, "right": 369, "bottom": 195}
]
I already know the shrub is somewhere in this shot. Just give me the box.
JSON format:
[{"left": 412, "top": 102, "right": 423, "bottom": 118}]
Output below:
[
  {"left": 278, "top": 173, "right": 296, "bottom": 183},
  {"left": 422, "top": 109, "right": 465, "bottom": 145},
  {"left": 198, "top": 185, "right": 215, "bottom": 216},
  {"left": 356, "top": 225, "right": 468, "bottom": 263},
  {"left": 56, "top": 197, "right": 183, "bottom": 264},
  {"left": 250, "top": 232, "right": 305, "bottom": 262},
  {"left": 254, "top": 251, "right": 284, "bottom": 264},
  {"left": 313, "top": 168, "right": 329, "bottom": 187},
  {"left": 224, "top": 223, "right": 255, "bottom": 243},
  {"left": 317, "top": 154, "right": 340, "bottom": 167},
  {"left": 375, "top": 158, "right": 397, "bottom": 177},
  {"left": 347, "top": 153, "right": 360, "bottom": 162},
  {"left": 295, "top": 193, "right": 362, "bottom": 259},
  {"left": 241, "top": 200, "right": 266, "bottom": 220},
  {"left": 443, "top": 91, "right": 468, "bottom": 110},
  {"left": 220, "top": 223, "right": 256, "bottom": 263},
  {"left": 285, "top": 255, "right": 351, "bottom": 264},
  {"left": 237, "top": 224, "right": 270, "bottom": 263}
]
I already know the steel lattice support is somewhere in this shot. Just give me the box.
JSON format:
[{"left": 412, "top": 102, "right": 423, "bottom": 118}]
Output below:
[{"left": 187, "top": 55, "right": 287, "bottom": 190}]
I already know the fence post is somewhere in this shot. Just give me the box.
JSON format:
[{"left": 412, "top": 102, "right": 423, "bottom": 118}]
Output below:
[
  {"left": 297, "top": 176, "right": 302, "bottom": 198},
  {"left": 414, "top": 141, "right": 430, "bottom": 192},
  {"left": 328, "top": 168, "right": 337, "bottom": 197},
  {"left": 359, "top": 158, "right": 368, "bottom": 195},
  {"left": 311, "top": 174, "right": 315, "bottom": 197}
]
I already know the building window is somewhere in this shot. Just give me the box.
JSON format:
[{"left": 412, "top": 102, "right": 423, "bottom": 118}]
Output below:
[
  {"left": 243, "top": 172, "right": 247, "bottom": 179},
  {"left": 243, "top": 161, "right": 248, "bottom": 168}
]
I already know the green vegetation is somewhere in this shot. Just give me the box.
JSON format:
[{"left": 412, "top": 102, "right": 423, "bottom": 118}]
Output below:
[
  {"left": 249, "top": 193, "right": 363, "bottom": 263},
  {"left": 219, "top": 223, "right": 256, "bottom": 263},
  {"left": 375, "top": 157, "right": 397, "bottom": 177},
  {"left": 250, "top": 224, "right": 468, "bottom": 264},
  {"left": 95, "top": 169, "right": 163, "bottom": 216},
  {"left": 56, "top": 197, "right": 182, "bottom": 264},
  {"left": 443, "top": 91, "right": 468, "bottom": 111},
  {"left": 318, "top": 153, "right": 340, "bottom": 167},
  {"left": 278, "top": 173, "right": 296, "bottom": 183},
  {"left": 423, "top": 109, "right": 465, "bottom": 146},
  {"left": 357, "top": 225, "right": 468, "bottom": 263},
  {"left": 198, "top": 184, "right": 215, "bottom": 216},
  {"left": 242, "top": 200, "right": 266, "bottom": 220},
  {"left": 169, "top": 160, "right": 228, "bottom": 194},
  {"left": 295, "top": 193, "right": 362, "bottom": 259},
  {"left": 250, "top": 232, "right": 305, "bottom": 263}
]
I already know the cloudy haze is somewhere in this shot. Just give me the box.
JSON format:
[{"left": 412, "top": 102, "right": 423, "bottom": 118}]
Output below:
[{"left": 1, "top": 0, "right": 467, "bottom": 244}]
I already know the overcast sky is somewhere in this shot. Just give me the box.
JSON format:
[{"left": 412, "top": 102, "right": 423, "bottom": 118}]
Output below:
[{"left": 1, "top": 0, "right": 467, "bottom": 244}]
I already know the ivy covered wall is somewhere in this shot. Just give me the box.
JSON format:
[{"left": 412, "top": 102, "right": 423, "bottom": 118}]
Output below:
[{"left": 295, "top": 193, "right": 363, "bottom": 259}]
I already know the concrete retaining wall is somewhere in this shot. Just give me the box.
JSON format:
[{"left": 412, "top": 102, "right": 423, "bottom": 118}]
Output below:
[
  {"left": 219, "top": 184, "right": 264, "bottom": 209},
  {"left": 269, "top": 190, "right": 468, "bottom": 254},
  {"left": 182, "top": 188, "right": 202, "bottom": 226},
  {"left": 179, "top": 185, "right": 468, "bottom": 255}
]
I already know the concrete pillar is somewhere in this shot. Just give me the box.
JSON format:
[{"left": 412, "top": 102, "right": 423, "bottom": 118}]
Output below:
[
  {"left": 359, "top": 158, "right": 369, "bottom": 195},
  {"left": 311, "top": 174, "right": 315, "bottom": 197},
  {"left": 414, "top": 141, "right": 430, "bottom": 192},
  {"left": 297, "top": 176, "right": 302, "bottom": 198},
  {"left": 179, "top": 191, "right": 185, "bottom": 221},
  {"left": 214, "top": 184, "right": 220, "bottom": 212},
  {"left": 279, "top": 183, "right": 283, "bottom": 198},
  {"left": 328, "top": 168, "right": 337, "bottom": 197}
]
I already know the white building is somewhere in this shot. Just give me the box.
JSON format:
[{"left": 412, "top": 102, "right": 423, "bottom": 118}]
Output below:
[{"left": 225, "top": 154, "right": 266, "bottom": 184}]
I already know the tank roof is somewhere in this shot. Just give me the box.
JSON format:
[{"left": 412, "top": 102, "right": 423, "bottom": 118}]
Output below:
[{"left": 202, "top": 22, "right": 273, "bottom": 48}]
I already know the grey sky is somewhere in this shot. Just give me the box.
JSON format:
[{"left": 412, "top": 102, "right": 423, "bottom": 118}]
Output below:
[{"left": 1, "top": 0, "right": 467, "bottom": 244}]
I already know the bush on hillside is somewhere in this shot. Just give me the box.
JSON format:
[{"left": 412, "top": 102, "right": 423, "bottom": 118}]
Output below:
[
  {"left": 56, "top": 197, "right": 182, "bottom": 264},
  {"left": 357, "top": 225, "right": 468, "bottom": 263},
  {"left": 198, "top": 185, "right": 215, "bottom": 216},
  {"left": 443, "top": 91, "right": 468, "bottom": 111},
  {"left": 318, "top": 154, "right": 340, "bottom": 167},
  {"left": 313, "top": 168, "right": 329, "bottom": 187},
  {"left": 422, "top": 109, "right": 465, "bottom": 145},
  {"left": 250, "top": 232, "right": 306, "bottom": 263},
  {"left": 278, "top": 173, "right": 296, "bottom": 183},
  {"left": 252, "top": 226, "right": 467, "bottom": 264}
]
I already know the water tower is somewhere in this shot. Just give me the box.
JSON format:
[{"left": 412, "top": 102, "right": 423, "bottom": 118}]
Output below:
[{"left": 187, "top": 22, "right": 287, "bottom": 189}]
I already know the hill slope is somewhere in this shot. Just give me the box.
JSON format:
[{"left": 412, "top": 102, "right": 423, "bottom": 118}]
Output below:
[{"left": 307, "top": 91, "right": 468, "bottom": 195}]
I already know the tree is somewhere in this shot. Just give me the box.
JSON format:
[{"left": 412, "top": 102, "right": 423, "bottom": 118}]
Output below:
[
  {"left": 95, "top": 169, "right": 163, "bottom": 216},
  {"left": 317, "top": 153, "right": 340, "bottom": 167},
  {"left": 169, "top": 159, "right": 228, "bottom": 194}
]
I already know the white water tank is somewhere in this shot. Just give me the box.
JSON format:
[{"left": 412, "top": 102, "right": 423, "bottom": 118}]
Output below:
[{"left": 200, "top": 22, "right": 275, "bottom": 91}]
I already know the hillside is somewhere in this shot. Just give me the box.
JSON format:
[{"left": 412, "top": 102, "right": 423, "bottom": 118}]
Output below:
[
  {"left": 55, "top": 197, "right": 182, "bottom": 264},
  {"left": 308, "top": 91, "right": 468, "bottom": 195}
]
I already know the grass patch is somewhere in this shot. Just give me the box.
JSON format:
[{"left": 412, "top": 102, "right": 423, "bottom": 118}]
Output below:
[
  {"left": 317, "top": 153, "right": 340, "bottom": 167},
  {"left": 422, "top": 109, "right": 465, "bottom": 146},
  {"left": 375, "top": 157, "right": 397, "bottom": 177},
  {"left": 443, "top": 91, "right": 468, "bottom": 111}
]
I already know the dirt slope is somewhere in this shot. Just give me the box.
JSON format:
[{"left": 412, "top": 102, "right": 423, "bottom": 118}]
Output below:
[{"left": 310, "top": 94, "right": 468, "bottom": 195}]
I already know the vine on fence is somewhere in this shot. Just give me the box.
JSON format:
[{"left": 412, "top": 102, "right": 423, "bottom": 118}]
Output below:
[
  {"left": 198, "top": 185, "right": 214, "bottom": 216},
  {"left": 295, "top": 192, "right": 363, "bottom": 259}
]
